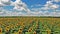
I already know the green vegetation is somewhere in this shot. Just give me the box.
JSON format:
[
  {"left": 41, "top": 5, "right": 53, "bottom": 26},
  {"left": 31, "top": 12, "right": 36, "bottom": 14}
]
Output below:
[{"left": 0, "top": 16, "right": 60, "bottom": 34}]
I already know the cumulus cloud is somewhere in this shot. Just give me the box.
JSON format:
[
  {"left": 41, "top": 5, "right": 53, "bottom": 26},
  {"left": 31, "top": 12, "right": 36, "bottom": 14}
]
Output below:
[
  {"left": 12, "top": 0, "right": 31, "bottom": 13},
  {"left": 0, "top": 0, "right": 60, "bottom": 16},
  {"left": 44, "top": 1, "right": 59, "bottom": 10},
  {"left": 0, "top": 9, "right": 25, "bottom": 16},
  {"left": 30, "top": 0, "right": 60, "bottom": 16},
  {"left": 0, "top": 0, "right": 31, "bottom": 16},
  {"left": 51, "top": 0, "right": 60, "bottom": 2},
  {"left": 0, "top": 0, "right": 31, "bottom": 12},
  {"left": 0, "top": 0, "right": 12, "bottom": 7}
]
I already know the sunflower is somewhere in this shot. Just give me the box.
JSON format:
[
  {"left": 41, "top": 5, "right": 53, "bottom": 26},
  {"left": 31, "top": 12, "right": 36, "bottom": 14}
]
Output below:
[
  {"left": 18, "top": 28, "right": 22, "bottom": 34},
  {"left": 33, "top": 31, "right": 36, "bottom": 34},
  {"left": 0, "top": 28, "right": 2, "bottom": 34},
  {"left": 28, "top": 29, "right": 32, "bottom": 32},
  {"left": 46, "top": 28, "right": 51, "bottom": 34},
  {"left": 0, "top": 28, "right": 2, "bottom": 32},
  {"left": 5, "top": 26, "right": 10, "bottom": 32}
]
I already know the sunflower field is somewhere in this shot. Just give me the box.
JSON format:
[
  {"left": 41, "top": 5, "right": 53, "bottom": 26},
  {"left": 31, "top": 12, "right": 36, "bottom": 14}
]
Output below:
[{"left": 0, "top": 16, "right": 60, "bottom": 34}]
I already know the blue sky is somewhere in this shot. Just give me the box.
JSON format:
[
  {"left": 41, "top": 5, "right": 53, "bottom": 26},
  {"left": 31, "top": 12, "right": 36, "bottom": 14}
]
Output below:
[
  {"left": 4, "top": 0, "right": 48, "bottom": 10},
  {"left": 22, "top": 0, "right": 47, "bottom": 5},
  {"left": 3, "top": 0, "right": 60, "bottom": 10},
  {"left": 12, "top": 0, "right": 48, "bottom": 5},
  {"left": 0, "top": 0, "right": 60, "bottom": 16}
]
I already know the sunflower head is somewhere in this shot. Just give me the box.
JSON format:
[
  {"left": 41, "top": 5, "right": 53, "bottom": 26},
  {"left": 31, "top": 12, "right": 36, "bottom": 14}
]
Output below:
[
  {"left": 33, "top": 31, "right": 36, "bottom": 34},
  {"left": 28, "top": 29, "right": 32, "bottom": 32},
  {"left": 5, "top": 26, "right": 10, "bottom": 32},
  {"left": 0, "top": 28, "right": 2, "bottom": 33}
]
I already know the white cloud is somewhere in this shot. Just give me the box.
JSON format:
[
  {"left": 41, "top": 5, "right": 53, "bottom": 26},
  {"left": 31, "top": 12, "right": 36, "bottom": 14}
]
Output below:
[
  {"left": 0, "top": 8, "right": 60, "bottom": 16},
  {"left": 11, "top": 0, "right": 31, "bottom": 12},
  {"left": 0, "top": 0, "right": 4, "bottom": 7},
  {"left": 0, "top": 0, "right": 60, "bottom": 16},
  {"left": 0, "top": 0, "right": 12, "bottom": 6},
  {"left": 51, "top": 0, "right": 60, "bottom": 2},
  {"left": 44, "top": 1, "right": 59, "bottom": 9},
  {"left": 0, "top": 9, "right": 24, "bottom": 16},
  {"left": 29, "top": 0, "right": 60, "bottom": 16},
  {"left": 0, "top": 0, "right": 31, "bottom": 16},
  {"left": 0, "top": 0, "right": 31, "bottom": 12}
]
